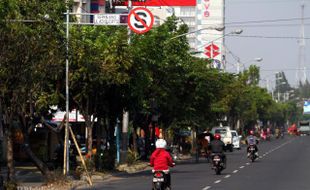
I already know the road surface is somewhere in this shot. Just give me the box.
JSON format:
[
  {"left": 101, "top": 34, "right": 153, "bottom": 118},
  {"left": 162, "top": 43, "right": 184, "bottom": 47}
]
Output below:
[{"left": 76, "top": 135, "right": 310, "bottom": 190}]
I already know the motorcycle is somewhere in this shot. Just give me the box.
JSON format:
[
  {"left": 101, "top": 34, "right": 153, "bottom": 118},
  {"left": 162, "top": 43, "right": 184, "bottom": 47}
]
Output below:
[
  {"left": 152, "top": 170, "right": 170, "bottom": 190},
  {"left": 212, "top": 154, "right": 224, "bottom": 175},
  {"left": 247, "top": 145, "right": 257, "bottom": 162},
  {"left": 168, "top": 145, "right": 179, "bottom": 161}
]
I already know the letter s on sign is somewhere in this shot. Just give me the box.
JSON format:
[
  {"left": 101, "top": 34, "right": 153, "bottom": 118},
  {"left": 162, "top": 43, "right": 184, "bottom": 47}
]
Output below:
[{"left": 134, "top": 12, "right": 147, "bottom": 29}]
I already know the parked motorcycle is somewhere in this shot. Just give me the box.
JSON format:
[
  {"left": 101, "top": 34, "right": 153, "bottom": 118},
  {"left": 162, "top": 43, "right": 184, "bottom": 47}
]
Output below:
[
  {"left": 168, "top": 145, "right": 179, "bottom": 161},
  {"left": 247, "top": 145, "right": 257, "bottom": 162},
  {"left": 212, "top": 154, "right": 224, "bottom": 175},
  {"left": 152, "top": 170, "right": 170, "bottom": 190}
]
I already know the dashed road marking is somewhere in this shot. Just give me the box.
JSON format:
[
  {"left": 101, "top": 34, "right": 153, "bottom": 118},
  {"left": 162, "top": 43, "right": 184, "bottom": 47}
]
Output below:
[
  {"left": 202, "top": 186, "right": 211, "bottom": 190},
  {"left": 201, "top": 139, "right": 295, "bottom": 190}
]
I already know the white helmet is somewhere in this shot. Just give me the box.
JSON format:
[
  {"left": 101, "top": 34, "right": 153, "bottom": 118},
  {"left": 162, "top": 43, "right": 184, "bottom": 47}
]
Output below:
[{"left": 155, "top": 139, "right": 167, "bottom": 149}]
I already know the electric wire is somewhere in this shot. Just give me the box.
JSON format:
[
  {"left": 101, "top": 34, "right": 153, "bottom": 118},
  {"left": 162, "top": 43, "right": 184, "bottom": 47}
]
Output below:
[
  {"left": 226, "top": 17, "right": 310, "bottom": 25},
  {"left": 226, "top": 35, "right": 310, "bottom": 40}
]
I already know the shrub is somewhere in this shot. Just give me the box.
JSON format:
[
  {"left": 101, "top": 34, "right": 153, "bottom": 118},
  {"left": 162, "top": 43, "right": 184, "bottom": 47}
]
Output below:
[{"left": 127, "top": 148, "right": 139, "bottom": 165}]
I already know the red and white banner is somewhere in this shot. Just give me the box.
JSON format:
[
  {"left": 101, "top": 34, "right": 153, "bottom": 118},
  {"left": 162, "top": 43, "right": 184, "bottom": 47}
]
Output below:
[{"left": 113, "top": 0, "right": 196, "bottom": 6}]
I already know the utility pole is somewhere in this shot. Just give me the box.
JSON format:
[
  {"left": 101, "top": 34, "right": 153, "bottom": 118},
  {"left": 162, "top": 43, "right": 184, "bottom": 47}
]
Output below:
[
  {"left": 296, "top": 3, "right": 306, "bottom": 85},
  {"left": 120, "top": 0, "right": 132, "bottom": 163},
  {"left": 222, "top": 0, "right": 226, "bottom": 70},
  {"left": 63, "top": 1, "right": 70, "bottom": 175}
]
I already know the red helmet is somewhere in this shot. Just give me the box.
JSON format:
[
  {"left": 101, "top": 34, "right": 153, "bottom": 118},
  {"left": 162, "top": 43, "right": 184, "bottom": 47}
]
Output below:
[
  {"left": 249, "top": 130, "right": 254, "bottom": 135},
  {"left": 214, "top": 134, "right": 221, "bottom": 140}
]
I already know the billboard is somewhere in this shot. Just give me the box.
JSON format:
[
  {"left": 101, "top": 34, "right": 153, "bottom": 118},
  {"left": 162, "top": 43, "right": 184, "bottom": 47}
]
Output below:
[
  {"left": 195, "top": 0, "right": 225, "bottom": 69},
  {"left": 303, "top": 101, "right": 310, "bottom": 114},
  {"left": 112, "top": 0, "right": 196, "bottom": 6}
]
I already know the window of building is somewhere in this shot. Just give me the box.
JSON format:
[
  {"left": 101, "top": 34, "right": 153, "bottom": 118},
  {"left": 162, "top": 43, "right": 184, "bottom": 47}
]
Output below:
[{"left": 180, "top": 7, "right": 195, "bottom": 16}]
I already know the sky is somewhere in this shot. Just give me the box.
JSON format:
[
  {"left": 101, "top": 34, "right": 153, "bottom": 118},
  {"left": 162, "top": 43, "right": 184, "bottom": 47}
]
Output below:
[{"left": 224, "top": 0, "right": 310, "bottom": 90}]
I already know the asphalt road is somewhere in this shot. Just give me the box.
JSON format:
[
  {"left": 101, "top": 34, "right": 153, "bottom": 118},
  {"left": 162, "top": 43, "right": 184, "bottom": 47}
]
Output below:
[{"left": 76, "top": 135, "right": 310, "bottom": 190}]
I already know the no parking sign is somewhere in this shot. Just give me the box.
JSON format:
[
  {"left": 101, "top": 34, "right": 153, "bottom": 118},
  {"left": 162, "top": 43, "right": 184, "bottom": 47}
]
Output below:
[{"left": 128, "top": 7, "right": 154, "bottom": 34}]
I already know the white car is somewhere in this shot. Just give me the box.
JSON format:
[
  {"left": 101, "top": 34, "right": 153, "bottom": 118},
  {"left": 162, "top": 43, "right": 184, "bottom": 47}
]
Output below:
[
  {"left": 211, "top": 126, "right": 234, "bottom": 152},
  {"left": 231, "top": 130, "right": 241, "bottom": 150}
]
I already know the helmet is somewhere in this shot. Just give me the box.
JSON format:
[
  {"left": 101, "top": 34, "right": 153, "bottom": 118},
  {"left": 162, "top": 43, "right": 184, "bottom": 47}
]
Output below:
[
  {"left": 155, "top": 139, "right": 167, "bottom": 149},
  {"left": 214, "top": 134, "right": 221, "bottom": 140},
  {"left": 249, "top": 130, "right": 254, "bottom": 135}
]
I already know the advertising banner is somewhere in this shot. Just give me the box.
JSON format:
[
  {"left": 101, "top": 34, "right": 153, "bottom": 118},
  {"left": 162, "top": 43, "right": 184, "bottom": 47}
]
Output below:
[
  {"left": 195, "top": 0, "right": 224, "bottom": 68},
  {"left": 303, "top": 101, "right": 310, "bottom": 114},
  {"left": 113, "top": 0, "right": 196, "bottom": 6}
]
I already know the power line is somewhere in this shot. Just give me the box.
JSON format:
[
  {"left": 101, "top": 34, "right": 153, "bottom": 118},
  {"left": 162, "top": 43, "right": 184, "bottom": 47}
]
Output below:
[
  {"left": 261, "top": 68, "right": 310, "bottom": 71},
  {"left": 227, "top": 35, "right": 310, "bottom": 40},
  {"left": 202, "top": 33, "right": 310, "bottom": 40},
  {"left": 226, "top": 17, "right": 310, "bottom": 25},
  {"left": 226, "top": 23, "right": 310, "bottom": 28}
]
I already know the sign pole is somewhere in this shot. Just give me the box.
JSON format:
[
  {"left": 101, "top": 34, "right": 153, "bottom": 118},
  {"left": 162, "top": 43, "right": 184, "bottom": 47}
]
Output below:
[
  {"left": 120, "top": 0, "right": 132, "bottom": 164},
  {"left": 64, "top": 3, "right": 70, "bottom": 175}
]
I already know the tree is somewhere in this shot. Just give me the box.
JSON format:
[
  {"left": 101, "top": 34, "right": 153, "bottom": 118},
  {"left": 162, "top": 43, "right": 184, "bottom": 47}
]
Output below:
[
  {"left": 0, "top": 0, "right": 66, "bottom": 181},
  {"left": 69, "top": 25, "right": 132, "bottom": 158}
]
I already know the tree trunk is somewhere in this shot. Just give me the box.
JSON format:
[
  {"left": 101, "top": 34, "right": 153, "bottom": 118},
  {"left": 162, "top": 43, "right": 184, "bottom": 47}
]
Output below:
[
  {"left": 0, "top": 101, "right": 4, "bottom": 169},
  {"left": 96, "top": 118, "right": 102, "bottom": 153},
  {"left": 95, "top": 118, "right": 102, "bottom": 169},
  {"left": 23, "top": 143, "right": 53, "bottom": 180},
  {"left": 132, "top": 128, "right": 138, "bottom": 153},
  {"left": 6, "top": 123, "right": 15, "bottom": 182},
  {"left": 86, "top": 119, "right": 93, "bottom": 158}
]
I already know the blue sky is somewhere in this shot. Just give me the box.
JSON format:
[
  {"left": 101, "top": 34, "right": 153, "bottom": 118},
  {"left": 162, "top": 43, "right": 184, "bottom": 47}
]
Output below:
[{"left": 225, "top": 0, "right": 310, "bottom": 89}]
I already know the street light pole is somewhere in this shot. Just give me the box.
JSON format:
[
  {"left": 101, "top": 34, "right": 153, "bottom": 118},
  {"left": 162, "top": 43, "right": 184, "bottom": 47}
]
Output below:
[
  {"left": 64, "top": 3, "right": 70, "bottom": 176},
  {"left": 120, "top": 0, "right": 132, "bottom": 164},
  {"left": 239, "top": 57, "right": 263, "bottom": 72},
  {"left": 169, "top": 26, "right": 225, "bottom": 40},
  {"left": 192, "top": 29, "right": 243, "bottom": 55}
]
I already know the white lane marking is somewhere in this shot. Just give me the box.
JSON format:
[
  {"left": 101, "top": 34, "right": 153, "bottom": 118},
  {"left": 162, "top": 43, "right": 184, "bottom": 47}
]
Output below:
[
  {"left": 259, "top": 156, "right": 263, "bottom": 159},
  {"left": 202, "top": 186, "right": 211, "bottom": 190},
  {"left": 214, "top": 180, "right": 221, "bottom": 184},
  {"left": 224, "top": 174, "right": 231, "bottom": 178},
  {"left": 246, "top": 163, "right": 250, "bottom": 165},
  {"left": 240, "top": 166, "right": 245, "bottom": 169},
  {"left": 233, "top": 170, "right": 238, "bottom": 173}
]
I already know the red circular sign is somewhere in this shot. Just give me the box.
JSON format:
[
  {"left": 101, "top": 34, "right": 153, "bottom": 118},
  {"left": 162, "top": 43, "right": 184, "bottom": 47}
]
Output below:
[{"left": 128, "top": 7, "right": 154, "bottom": 34}]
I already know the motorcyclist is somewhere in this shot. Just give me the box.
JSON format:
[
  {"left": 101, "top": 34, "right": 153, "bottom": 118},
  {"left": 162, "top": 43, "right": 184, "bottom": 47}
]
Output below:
[
  {"left": 246, "top": 130, "right": 259, "bottom": 157},
  {"left": 150, "top": 139, "right": 175, "bottom": 189},
  {"left": 208, "top": 134, "right": 226, "bottom": 168}
]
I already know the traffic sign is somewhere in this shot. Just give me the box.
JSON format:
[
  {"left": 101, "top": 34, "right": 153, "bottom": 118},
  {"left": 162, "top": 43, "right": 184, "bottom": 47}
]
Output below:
[
  {"left": 128, "top": 7, "right": 154, "bottom": 34},
  {"left": 94, "top": 14, "right": 128, "bottom": 25},
  {"left": 204, "top": 43, "right": 220, "bottom": 58}
]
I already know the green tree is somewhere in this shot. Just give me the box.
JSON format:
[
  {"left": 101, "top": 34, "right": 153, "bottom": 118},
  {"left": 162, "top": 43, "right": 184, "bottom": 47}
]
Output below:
[
  {"left": 0, "top": 0, "right": 66, "bottom": 181},
  {"left": 69, "top": 25, "right": 132, "bottom": 158}
]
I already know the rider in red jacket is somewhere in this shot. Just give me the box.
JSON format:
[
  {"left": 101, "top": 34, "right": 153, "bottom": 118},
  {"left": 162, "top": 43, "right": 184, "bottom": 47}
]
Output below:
[{"left": 150, "top": 139, "right": 175, "bottom": 189}]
